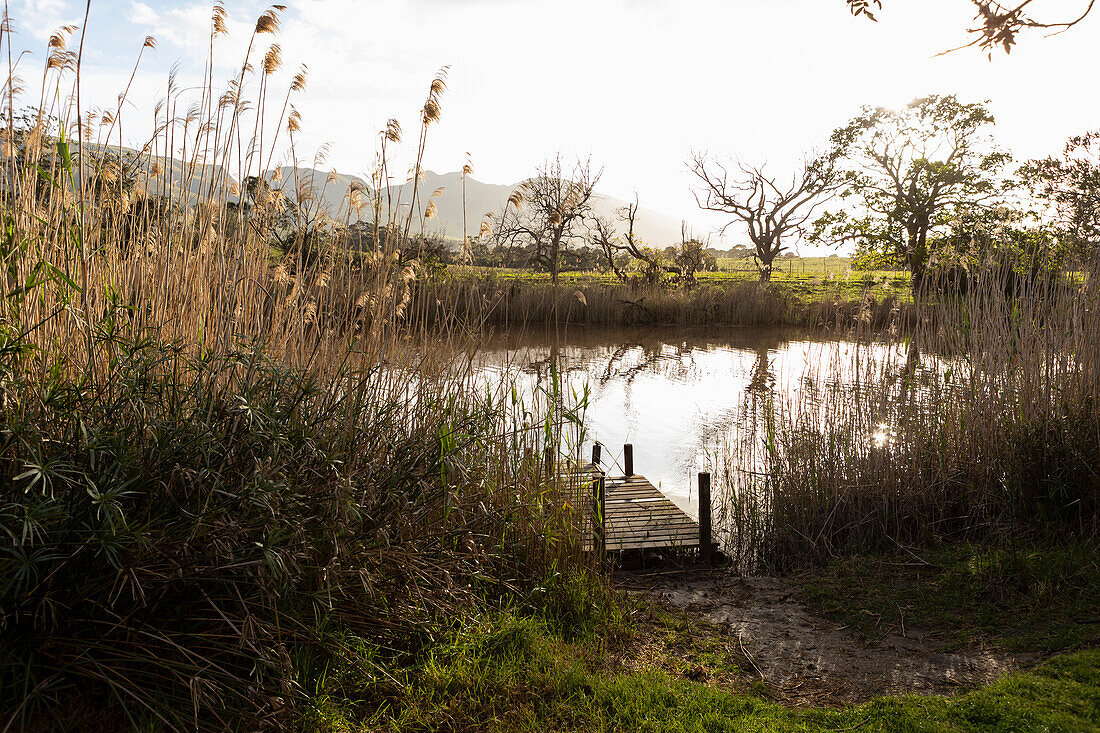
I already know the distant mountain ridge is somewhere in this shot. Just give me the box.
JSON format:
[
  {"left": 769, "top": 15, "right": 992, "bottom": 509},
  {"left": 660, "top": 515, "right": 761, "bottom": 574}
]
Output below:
[
  {"left": 94, "top": 148, "right": 707, "bottom": 248},
  {"left": 380, "top": 170, "right": 704, "bottom": 248}
]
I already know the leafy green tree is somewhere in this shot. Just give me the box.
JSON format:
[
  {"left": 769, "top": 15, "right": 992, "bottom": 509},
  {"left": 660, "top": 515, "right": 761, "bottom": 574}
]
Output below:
[
  {"left": 929, "top": 207, "right": 1069, "bottom": 288},
  {"left": 1020, "top": 131, "right": 1100, "bottom": 260},
  {"left": 815, "top": 95, "right": 1011, "bottom": 290}
]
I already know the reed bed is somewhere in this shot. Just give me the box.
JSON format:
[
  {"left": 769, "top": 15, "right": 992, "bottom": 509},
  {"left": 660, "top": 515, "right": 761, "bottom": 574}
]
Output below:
[
  {"left": 0, "top": 7, "right": 594, "bottom": 730},
  {"left": 720, "top": 262, "right": 1100, "bottom": 571},
  {"left": 407, "top": 275, "right": 916, "bottom": 329}
]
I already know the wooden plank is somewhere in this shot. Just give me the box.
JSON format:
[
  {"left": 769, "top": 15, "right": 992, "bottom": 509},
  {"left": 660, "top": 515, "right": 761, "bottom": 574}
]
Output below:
[
  {"left": 609, "top": 476, "right": 660, "bottom": 484},
  {"left": 562, "top": 465, "right": 703, "bottom": 554},
  {"left": 607, "top": 521, "right": 694, "bottom": 530},
  {"left": 609, "top": 539, "right": 697, "bottom": 550},
  {"left": 607, "top": 511, "right": 693, "bottom": 524},
  {"left": 606, "top": 501, "right": 670, "bottom": 510},
  {"left": 611, "top": 537, "right": 700, "bottom": 550},
  {"left": 607, "top": 481, "right": 663, "bottom": 491},
  {"left": 606, "top": 487, "right": 665, "bottom": 497},
  {"left": 611, "top": 491, "right": 661, "bottom": 499},
  {"left": 607, "top": 488, "right": 664, "bottom": 499},
  {"left": 608, "top": 520, "right": 694, "bottom": 530},
  {"left": 607, "top": 478, "right": 663, "bottom": 489},
  {"left": 608, "top": 533, "right": 699, "bottom": 546},
  {"left": 608, "top": 510, "right": 696, "bottom": 523},
  {"left": 586, "top": 534, "right": 700, "bottom": 549},
  {"left": 606, "top": 500, "right": 668, "bottom": 509},
  {"left": 612, "top": 525, "right": 698, "bottom": 538},
  {"left": 608, "top": 520, "right": 698, "bottom": 534},
  {"left": 610, "top": 520, "right": 695, "bottom": 532},
  {"left": 613, "top": 527, "right": 698, "bottom": 538}
]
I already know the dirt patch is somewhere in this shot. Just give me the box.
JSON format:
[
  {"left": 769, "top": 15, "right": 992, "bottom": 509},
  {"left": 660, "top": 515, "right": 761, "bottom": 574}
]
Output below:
[{"left": 615, "top": 568, "right": 1039, "bottom": 706}]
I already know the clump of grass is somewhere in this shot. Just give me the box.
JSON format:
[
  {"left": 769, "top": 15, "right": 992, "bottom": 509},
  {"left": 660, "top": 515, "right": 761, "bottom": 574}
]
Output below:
[
  {"left": 800, "top": 540, "right": 1100, "bottom": 652},
  {"left": 411, "top": 275, "right": 798, "bottom": 328},
  {"left": 406, "top": 265, "right": 922, "bottom": 329}
]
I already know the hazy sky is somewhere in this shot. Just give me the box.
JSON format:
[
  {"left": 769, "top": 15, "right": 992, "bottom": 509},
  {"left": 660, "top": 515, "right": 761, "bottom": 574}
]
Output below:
[{"left": 11, "top": 0, "right": 1100, "bottom": 249}]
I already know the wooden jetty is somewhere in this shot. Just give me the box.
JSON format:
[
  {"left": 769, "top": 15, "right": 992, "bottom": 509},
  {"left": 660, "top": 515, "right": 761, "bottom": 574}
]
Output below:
[{"left": 570, "top": 443, "right": 714, "bottom": 559}]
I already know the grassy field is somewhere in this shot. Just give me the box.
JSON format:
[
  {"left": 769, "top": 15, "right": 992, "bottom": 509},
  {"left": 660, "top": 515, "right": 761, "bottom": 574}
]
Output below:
[
  {"left": 425, "top": 262, "right": 915, "bottom": 329},
  {"left": 447, "top": 260, "right": 913, "bottom": 305},
  {"left": 800, "top": 541, "right": 1100, "bottom": 654},
  {"left": 309, "top": 555, "right": 1100, "bottom": 732},
  {"left": 714, "top": 256, "right": 857, "bottom": 273}
]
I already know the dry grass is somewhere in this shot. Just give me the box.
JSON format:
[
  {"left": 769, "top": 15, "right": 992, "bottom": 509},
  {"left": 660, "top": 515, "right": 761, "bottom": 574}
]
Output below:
[
  {"left": 410, "top": 277, "right": 799, "bottom": 328},
  {"left": 404, "top": 268, "right": 926, "bottom": 329}
]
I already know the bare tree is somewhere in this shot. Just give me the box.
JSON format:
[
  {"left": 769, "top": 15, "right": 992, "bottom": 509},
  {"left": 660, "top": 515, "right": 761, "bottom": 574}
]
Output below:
[
  {"left": 589, "top": 196, "right": 668, "bottom": 285},
  {"left": 690, "top": 154, "right": 838, "bottom": 281},
  {"left": 590, "top": 216, "right": 630, "bottom": 281},
  {"left": 495, "top": 154, "right": 601, "bottom": 284},
  {"left": 846, "top": 0, "right": 1095, "bottom": 56},
  {"left": 674, "top": 228, "right": 712, "bottom": 288}
]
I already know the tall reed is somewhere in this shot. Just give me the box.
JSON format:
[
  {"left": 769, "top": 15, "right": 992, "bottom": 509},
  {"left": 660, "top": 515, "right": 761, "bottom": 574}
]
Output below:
[
  {"left": 720, "top": 261, "right": 1100, "bottom": 570},
  {"left": 0, "top": 6, "right": 592, "bottom": 729}
]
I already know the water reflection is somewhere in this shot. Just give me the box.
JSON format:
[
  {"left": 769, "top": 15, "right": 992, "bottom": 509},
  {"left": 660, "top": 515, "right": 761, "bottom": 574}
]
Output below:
[
  {"left": 473, "top": 326, "right": 916, "bottom": 515},
  {"left": 872, "top": 422, "right": 897, "bottom": 448}
]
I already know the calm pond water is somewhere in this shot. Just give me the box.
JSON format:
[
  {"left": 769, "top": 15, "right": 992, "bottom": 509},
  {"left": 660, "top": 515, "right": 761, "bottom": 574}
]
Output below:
[{"left": 473, "top": 326, "right": 911, "bottom": 517}]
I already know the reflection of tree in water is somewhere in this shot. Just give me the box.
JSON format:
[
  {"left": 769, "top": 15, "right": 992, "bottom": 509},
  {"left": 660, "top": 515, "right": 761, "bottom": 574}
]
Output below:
[
  {"left": 524, "top": 344, "right": 588, "bottom": 384},
  {"left": 899, "top": 334, "right": 921, "bottom": 403},
  {"left": 746, "top": 333, "right": 783, "bottom": 395},
  {"left": 527, "top": 330, "right": 785, "bottom": 396},
  {"left": 595, "top": 341, "right": 703, "bottom": 386},
  {"left": 737, "top": 332, "right": 787, "bottom": 478},
  {"left": 599, "top": 344, "right": 672, "bottom": 385},
  {"left": 488, "top": 327, "right": 802, "bottom": 386},
  {"left": 525, "top": 338, "right": 698, "bottom": 387}
]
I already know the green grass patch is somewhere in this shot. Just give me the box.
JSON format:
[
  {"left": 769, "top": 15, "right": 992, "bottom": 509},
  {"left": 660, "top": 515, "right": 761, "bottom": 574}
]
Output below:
[
  {"left": 799, "top": 541, "right": 1100, "bottom": 653},
  {"left": 305, "top": 552, "right": 1100, "bottom": 732},
  {"left": 440, "top": 263, "right": 913, "bottom": 315},
  {"left": 306, "top": 605, "right": 1100, "bottom": 732}
]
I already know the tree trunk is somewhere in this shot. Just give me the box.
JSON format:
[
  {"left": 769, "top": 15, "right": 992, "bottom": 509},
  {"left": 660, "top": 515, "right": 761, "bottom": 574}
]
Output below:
[
  {"left": 906, "top": 245, "right": 927, "bottom": 293},
  {"left": 909, "top": 266, "right": 926, "bottom": 294},
  {"left": 906, "top": 223, "right": 930, "bottom": 294},
  {"left": 550, "top": 236, "right": 560, "bottom": 285}
]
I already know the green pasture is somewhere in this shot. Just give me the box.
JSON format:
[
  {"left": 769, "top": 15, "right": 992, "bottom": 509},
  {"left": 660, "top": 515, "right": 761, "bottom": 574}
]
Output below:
[{"left": 443, "top": 259, "right": 914, "bottom": 304}]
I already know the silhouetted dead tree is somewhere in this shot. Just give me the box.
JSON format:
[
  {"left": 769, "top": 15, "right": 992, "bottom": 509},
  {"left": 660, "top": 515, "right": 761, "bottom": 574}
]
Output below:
[
  {"left": 589, "top": 196, "right": 673, "bottom": 286},
  {"left": 495, "top": 154, "right": 600, "bottom": 284},
  {"left": 690, "top": 154, "right": 838, "bottom": 281}
]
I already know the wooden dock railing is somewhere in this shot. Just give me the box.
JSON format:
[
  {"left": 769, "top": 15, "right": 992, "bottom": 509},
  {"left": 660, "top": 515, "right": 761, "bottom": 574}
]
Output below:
[{"left": 579, "top": 443, "right": 713, "bottom": 560}]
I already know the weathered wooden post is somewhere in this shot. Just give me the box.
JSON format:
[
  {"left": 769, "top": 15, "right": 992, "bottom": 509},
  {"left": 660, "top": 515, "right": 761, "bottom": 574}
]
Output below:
[
  {"left": 699, "top": 472, "right": 712, "bottom": 564},
  {"left": 593, "top": 474, "right": 606, "bottom": 556},
  {"left": 623, "top": 443, "right": 634, "bottom": 477},
  {"left": 591, "top": 442, "right": 602, "bottom": 467}
]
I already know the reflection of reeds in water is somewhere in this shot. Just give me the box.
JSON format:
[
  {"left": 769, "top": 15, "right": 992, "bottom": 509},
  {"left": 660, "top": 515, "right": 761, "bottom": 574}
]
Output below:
[
  {"left": 718, "top": 265, "right": 1100, "bottom": 571},
  {"left": 0, "top": 7, "right": 594, "bottom": 728}
]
